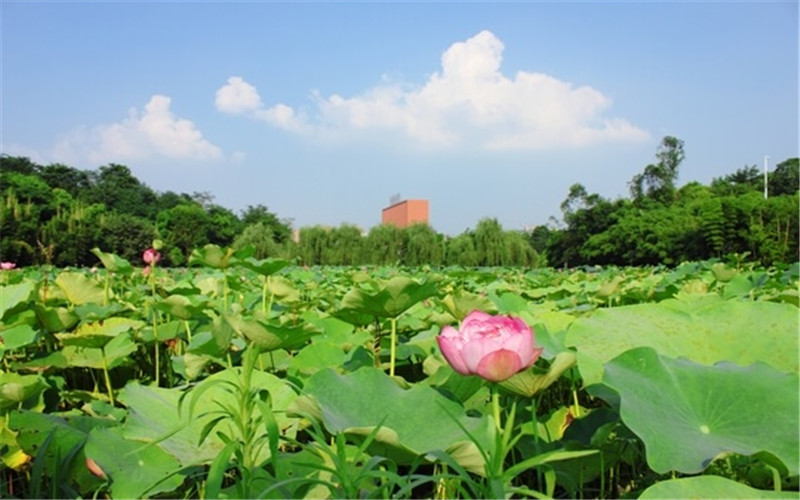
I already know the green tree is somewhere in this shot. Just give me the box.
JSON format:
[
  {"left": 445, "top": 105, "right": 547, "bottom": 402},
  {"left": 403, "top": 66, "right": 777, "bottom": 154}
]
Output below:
[
  {"left": 326, "top": 224, "right": 365, "bottom": 265},
  {"left": 527, "top": 225, "right": 552, "bottom": 255},
  {"left": 364, "top": 224, "right": 406, "bottom": 265},
  {"left": 473, "top": 218, "right": 508, "bottom": 266},
  {"left": 87, "top": 164, "right": 158, "bottom": 218},
  {"left": 297, "top": 225, "right": 331, "bottom": 265},
  {"left": 504, "top": 230, "right": 537, "bottom": 267},
  {"left": 157, "top": 203, "right": 211, "bottom": 263},
  {"left": 241, "top": 204, "right": 292, "bottom": 245},
  {"left": 97, "top": 213, "right": 157, "bottom": 263},
  {"left": 445, "top": 232, "right": 478, "bottom": 267},
  {"left": 403, "top": 223, "right": 443, "bottom": 266},
  {"left": 0, "top": 155, "right": 39, "bottom": 175},
  {"left": 769, "top": 158, "right": 799, "bottom": 196},
  {"left": 39, "top": 201, "right": 105, "bottom": 267},
  {"left": 39, "top": 163, "right": 92, "bottom": 197},
  {"left": 207, "top": 204, "right": 243, "bottom": 247},
  {"left": 710, "top": 165, "right": 762, "bottom": 196},
  {"left": 630, "top": 136, "right": 685, "bottom": 203},
  {"left": 233, "top": 222, "right": 281, "bottom": 259}
]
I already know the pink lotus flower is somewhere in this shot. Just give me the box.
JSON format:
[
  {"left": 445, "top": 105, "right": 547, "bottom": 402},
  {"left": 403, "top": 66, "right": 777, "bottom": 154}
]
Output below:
[
  {"left": 437, "top": 310, "right": 543, "bottom": 383},
  {"left": 143, "top": 248, "right": 161, "bottom": 265},
  {"left": 0, "top": 262, "right": 16, "bottom": 270}
]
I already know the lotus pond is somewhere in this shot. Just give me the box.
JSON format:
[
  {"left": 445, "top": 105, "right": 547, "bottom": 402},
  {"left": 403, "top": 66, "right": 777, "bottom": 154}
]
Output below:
[{"left": 1, "top": 245, "right": 798, "bottom": 499}]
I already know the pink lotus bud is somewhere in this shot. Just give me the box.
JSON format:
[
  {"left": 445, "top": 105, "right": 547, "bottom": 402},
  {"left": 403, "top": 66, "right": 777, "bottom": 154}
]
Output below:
[
  {"left": 143, "top": 248, "right": 161, "bottom": 265},
  {"left": 85, "top": 457, "right": 107, "bottom": 479},
  {"left": 0, "top": 262, "right": 16, "bottom": 270},
  {"left": 436, "top": 310, "right": 542, "bottom": 383}
]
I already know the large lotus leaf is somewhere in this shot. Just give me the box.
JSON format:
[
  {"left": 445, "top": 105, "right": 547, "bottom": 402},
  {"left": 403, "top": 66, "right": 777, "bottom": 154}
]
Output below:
[
  {"left": 8, "top": 410, "right": 117, "bottom": 490},
  {"left": 154, "top": 294, "right": 209, "bottom": 320},
  {"left": 340, "top": 276, "right": 440, "bottom": 319},
  {"left": 119, "top": 368, "right": 297, "bottom": 467},
  {"left": 639, "top": 475, "right": 797, "bottom": 499},
  {"left": 26, "top": 333, "right": 136, "bottom": 370},
  {"left": 289, "top": 341, "right": 347, "bottom": 376},
  {"left": 1, "top": 281, "right": 34, "bottom": 321},
  {"left": 0, "top": 373, "right": 48, "bottom": 410},
  {"left": 189, "top": 244, "right": 235, "bottom": 269},
  {"left": 55, "top": 272, "right": 105, "bottom": 306},
  {"left": 303, "top": 313, "right": 372, "bottom": 351},
  {"left": 55, "top": 317, "right": 144, "bottom": 348},
  {"left": 222, "top": 312, "right": 319, "bottom": 351},
  {"left": 90, "top": 248, "right": 133, "bottom": 274},
  {"left": 74, "top": 302, "right": 124, "bottom": 322},
  {"left": 289, "top": 367, "right": 492, "bottom": 474},
  {"left": 565, "top": 298, "right": 799, "bottom": 387},
  {"left": 33, "top": 304, "right": 79, "bottom": 333},
  {"left": 265, "top": 275, "right": 300, "bottom": 303},
  {"left": 490, "top": 291, "right": 529, "bottom": 314},
  {"left": 439, "top": 290, "right": 497, "bottom": 321},
  {"left": 84, "top": 426, "right": 184, "bottom": 499},
  {"left": 0, "top": 324, "right": 38, "bottom": 353},
  {"left": 499, "top": 351, "right": 577, "bottom": 398},
  {"left": 238, "top": 256, "right": 290, "bottom": 277},
  {"left": 603, "top": 347, "right": 799, "bottom": 475}
]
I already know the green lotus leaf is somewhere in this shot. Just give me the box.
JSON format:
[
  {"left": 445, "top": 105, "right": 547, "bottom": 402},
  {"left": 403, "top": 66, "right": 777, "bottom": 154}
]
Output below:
[
  {"left": 603, "top": 347, "right": 799, "bottom": 475},
  {"left": 90, "top": 248, "right": 133, "bottom": 274},
  {"left": 118, "top": 369, "right": 297, "bottom": 466},
  {"left": 8, "top": 410, "right": 118, "bottom": 491},
  {"left": 84, "top": 427, "right": 184, "bottom": 499},
  {"left": 55, "top": 317, "right": 143, "bottom": 348},
  {"left": 566, "top": 298, "right": 799, "bottom": 387},
  {"left": 0, "top": 373, "right": 48, "bottom": 410},
  {"left": 33, "top": 304, "right": 79, "bottom": 333},
  {"left": 0, "top": 281, "right": 34, "bottom": 321},
  {"left": 289, "top": 341, "right": 347, "bottom": 376},
  {"left": 0, "top": 324, "right": 38, "bottom": 353},
  {"left": 189, "top": 244, "right": 236, "bottom": 269},
  {"left": 499, "top": 351, "right": 577, "bottom": 398},
  {"left": 55, "top": 272, "right": 105, "bottom": 306},
  {"left": 238, "top": 256, "right": 290, "bottom": 277},
  {"left": 74, "top": 302, "right": 124, "bottom": 322},
  {"left": 288, "top": 367, "right": 492, "bottom": 474},
  {"left": 154, "top": 294, "right": 209, "bottom": 320},
  {"left": 340, "top": 276, "right": 440, "bottom": 319},
  {"left": 439, "top": 290, "right": 497, "bottom": 321},
  {"left": 30, "top": 333, "right": 136, "bottom": 370},
  {"left": 639, "top": 475, "right": 797, "bottom": 499},
  {"left": 222, "top": 312, "right": 319, "bottom": 351},
  {"left": 490, "top": 291, "right": 529, "bottom": 314}
]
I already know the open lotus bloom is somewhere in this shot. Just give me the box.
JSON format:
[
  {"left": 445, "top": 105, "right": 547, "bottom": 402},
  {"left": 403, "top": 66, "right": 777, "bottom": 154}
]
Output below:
[
  {"left": 0, "top": 262, "right": 16, "bottom": 270},
  {"left": 437, "top": 310, "right": 543, "bottom": 382}
]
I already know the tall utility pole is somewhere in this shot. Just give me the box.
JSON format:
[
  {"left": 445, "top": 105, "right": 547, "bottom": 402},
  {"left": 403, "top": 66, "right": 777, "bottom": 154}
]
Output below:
[{"left": 764, "top": 155, "right": 769, "bottom": 199}]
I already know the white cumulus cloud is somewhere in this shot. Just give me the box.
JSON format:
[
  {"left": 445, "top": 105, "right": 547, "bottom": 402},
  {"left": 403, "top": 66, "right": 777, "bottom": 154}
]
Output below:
[
  {"left": 54, "top": 95, "right": 222, "bottom": 164},
  {"left": 216, "top": 30, "right": 649, "bottom": 150},
  {"left": 216, "top": 76, "right": 310, "bottom": 133}
]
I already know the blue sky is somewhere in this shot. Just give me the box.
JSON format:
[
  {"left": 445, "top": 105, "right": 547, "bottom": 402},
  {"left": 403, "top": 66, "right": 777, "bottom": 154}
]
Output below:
[{"left": 2, "top": 1, "right": 798, "bottom": 235}]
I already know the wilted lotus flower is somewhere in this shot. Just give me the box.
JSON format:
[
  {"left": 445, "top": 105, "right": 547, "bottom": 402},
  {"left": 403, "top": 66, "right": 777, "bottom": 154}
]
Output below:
[
  {"left": 142, "top": 248, "right": 161, "bottom": 265},
  {"left": 437, "top": 310, "right": 543, "bottom": 382},
  {"left": 0, "top": 262, "right": 16, "bottom": 270}
]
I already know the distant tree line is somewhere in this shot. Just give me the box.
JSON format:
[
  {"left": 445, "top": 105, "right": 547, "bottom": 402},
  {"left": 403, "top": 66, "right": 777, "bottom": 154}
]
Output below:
[
  {"left": 538, "top": 137, "right": 799, "bottom": 267},
  {"left": 1, "top": 137, "right": 797, "bottom": 268},
  {"left": 0, "top": 156, "right": 538, "bottom": 267}
]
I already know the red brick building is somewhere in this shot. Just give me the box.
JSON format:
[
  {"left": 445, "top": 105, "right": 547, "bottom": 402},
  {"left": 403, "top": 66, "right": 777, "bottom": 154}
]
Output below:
[{"left": 381, "top": 199, "right": 429, "bottom": 228}]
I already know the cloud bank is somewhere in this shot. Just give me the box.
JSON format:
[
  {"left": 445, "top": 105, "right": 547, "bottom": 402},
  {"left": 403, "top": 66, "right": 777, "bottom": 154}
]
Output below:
[
  {"left": 215, "top": 30, "right": 648, "bottom": 150},
  {"left": 55, "top": 95, "right": 222, "bottom": 164}
]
